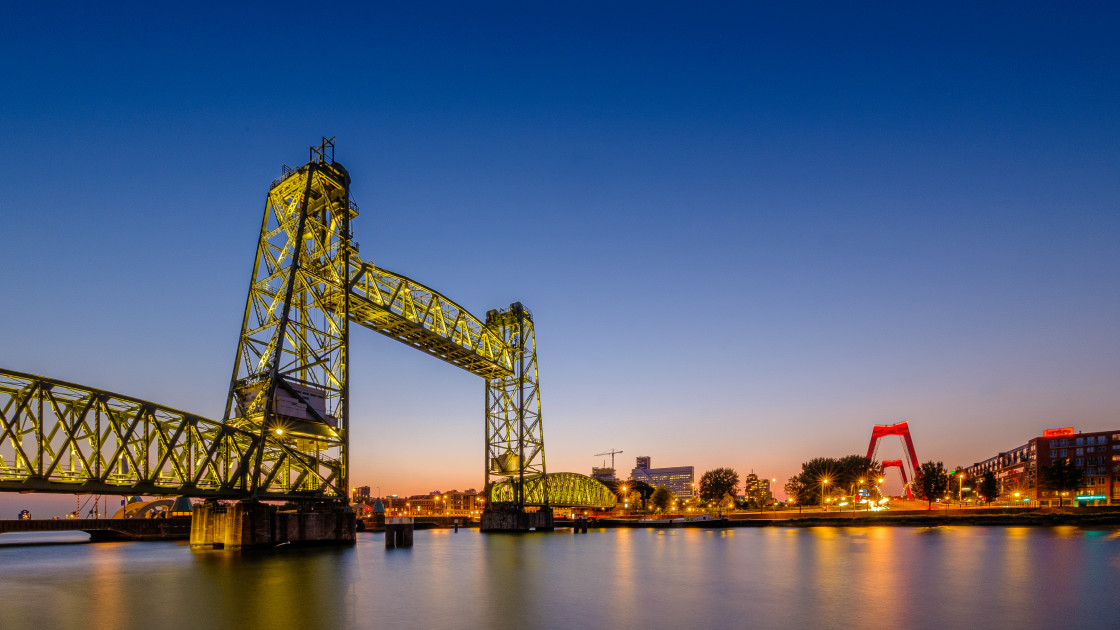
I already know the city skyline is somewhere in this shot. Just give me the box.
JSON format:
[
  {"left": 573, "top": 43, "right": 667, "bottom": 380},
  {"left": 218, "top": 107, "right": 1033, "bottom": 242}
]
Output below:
[{"left": 3, "top": 3, "right": 1119, "bottom": 515}]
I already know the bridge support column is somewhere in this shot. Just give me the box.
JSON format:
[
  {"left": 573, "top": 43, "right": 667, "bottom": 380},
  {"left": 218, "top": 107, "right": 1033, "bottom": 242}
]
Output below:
[
  {"left": 480, "top": 506, "right": 554, "bottom": 532},
  {"left": 190, "top": 500, "right": 356, "bottom": 549}
]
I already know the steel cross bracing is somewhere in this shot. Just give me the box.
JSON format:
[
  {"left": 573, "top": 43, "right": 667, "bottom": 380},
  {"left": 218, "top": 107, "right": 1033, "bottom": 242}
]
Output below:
[
  {"left": 345, "top": 263, "right": 513, "bottom": 380},
  {"left": 0, "top": 141, "right": 610, "bottom": 507},
  {"left": 483, "top": 303, "right": 548, "bottom": 508},
  {"left": 223, "top": 156, "right": 355, "bottom": 499},
  {"left": 490, "top": 472, "right": 617, "bottom": 508},
  {"left": 0, "top": 369, "right": 266, "bottom": 497}
]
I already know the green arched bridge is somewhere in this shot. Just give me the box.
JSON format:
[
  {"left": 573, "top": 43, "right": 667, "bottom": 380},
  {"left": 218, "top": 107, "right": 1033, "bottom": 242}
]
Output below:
[{"left": 489, "top": 473, "right": 617, "bottom": 509}]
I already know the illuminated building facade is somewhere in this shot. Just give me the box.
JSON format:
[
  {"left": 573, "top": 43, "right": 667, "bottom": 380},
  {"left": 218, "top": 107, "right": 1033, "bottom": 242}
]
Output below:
[
  {"left": 394, "top": 490, "right": 487, "bottom": 517},
  {"left": 966, "top": 427, "right": 1120, "bottom": 506},
  {"left": 630, "top": 456, "right": 694, "bottom": 499},
  {"left": 743, "top": 473, "right": 773, "bottom": 505}
]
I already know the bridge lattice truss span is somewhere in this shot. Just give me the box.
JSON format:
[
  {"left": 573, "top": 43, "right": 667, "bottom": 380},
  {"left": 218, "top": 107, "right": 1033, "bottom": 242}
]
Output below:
[{"left": 0, "top": 141, "right": 614, "bottom": 510}]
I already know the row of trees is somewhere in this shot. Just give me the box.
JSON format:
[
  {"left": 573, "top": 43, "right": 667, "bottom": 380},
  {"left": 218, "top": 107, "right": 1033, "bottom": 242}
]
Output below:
[
  {"left": 784, "top": 455, "right": 883, "bottom": 505},
  {"left": 611, "top": 455, "right": 1089, "bottom": 514},
  {"left": 781, "top": 456, "right": 1003, "bottom": 508}
]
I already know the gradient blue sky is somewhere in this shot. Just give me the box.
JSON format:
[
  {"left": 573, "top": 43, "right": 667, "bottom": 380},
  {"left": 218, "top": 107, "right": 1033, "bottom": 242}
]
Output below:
[{"left": 3, "top": 2, "right": 1119, "bottom": 516}]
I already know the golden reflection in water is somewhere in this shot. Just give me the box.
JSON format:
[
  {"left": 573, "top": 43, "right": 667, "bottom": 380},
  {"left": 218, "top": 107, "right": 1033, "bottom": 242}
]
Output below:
[
  {"left": 87, "top": 543, "right": 127, "bottom": 630},
  {"left": 608, "top": 526, "right": 636, "bottom": 625},
  {"left": 4, "top": 525, "right": 1120, "bottom": 629}
]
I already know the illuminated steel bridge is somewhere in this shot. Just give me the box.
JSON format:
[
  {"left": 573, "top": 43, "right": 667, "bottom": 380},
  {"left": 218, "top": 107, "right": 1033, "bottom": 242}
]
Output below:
[{"left": 0, "top": 139, "right": 614, "bottom": 512}]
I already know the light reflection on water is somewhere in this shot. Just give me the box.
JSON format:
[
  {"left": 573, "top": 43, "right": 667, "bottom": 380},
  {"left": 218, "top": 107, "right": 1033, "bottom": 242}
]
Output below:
[{"left": 1, "top": 526, "right": 1119, "bottom": 629}]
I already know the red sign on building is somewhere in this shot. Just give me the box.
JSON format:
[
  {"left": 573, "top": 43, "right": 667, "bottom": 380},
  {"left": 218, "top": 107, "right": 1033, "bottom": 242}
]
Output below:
[{"left": 1043, "top": 427, "right": 1075, "bottom": 438}]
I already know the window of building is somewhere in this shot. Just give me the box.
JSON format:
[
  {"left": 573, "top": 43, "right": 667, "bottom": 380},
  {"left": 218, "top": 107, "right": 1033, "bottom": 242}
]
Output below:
[
  {"left": 1060, "top": 449, "right": 1068, "bottom": 457},
  {"left": 1076, "top": 437, "right": 1085, "bottom": 445},
  {"left": 1050, "top": 450, "right": 1057, "bottom": 458},
  {"left": 1076, "top": 448, "right": 1084, "bottom": 456},
  {"left": 1076, "top": 458, "right": 1084, "bottom": 466}
]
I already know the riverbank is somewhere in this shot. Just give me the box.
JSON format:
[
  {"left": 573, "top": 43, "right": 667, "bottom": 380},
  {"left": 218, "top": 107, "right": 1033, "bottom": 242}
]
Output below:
[{"left": 592, "top": 506, "right": 1120, "bottom": 528}]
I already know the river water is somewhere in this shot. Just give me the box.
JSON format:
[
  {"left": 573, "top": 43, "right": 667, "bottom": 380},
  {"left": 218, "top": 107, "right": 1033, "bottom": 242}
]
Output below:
[{"left": 2, "top": 525, "right": 1119, "bottom": 629}]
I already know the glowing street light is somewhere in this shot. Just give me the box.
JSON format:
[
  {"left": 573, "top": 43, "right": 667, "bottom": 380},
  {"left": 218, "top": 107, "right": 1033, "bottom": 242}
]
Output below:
[{"left": 821, "top": 478, "right": 830, "bottom": 511}]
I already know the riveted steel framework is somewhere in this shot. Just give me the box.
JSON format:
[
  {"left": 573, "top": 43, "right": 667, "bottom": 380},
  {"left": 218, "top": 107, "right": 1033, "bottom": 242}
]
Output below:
[
  {"left": 490, "top": 472, "right": 616, "bottom": 509},
  {"left": 346, "top": 264, "right": 513, "bottom": 380},
  {"left": 0, "top": 369, "right": 259, "bottom": 496},
  {"left": 484, "top": 303, "right": 548, "bottom": 508},
  {"left": 1, "top": 140, "right": 569, "bottom": 507},
  {"left": 224, "top": 150, "right": 355, "bottom": 499}
]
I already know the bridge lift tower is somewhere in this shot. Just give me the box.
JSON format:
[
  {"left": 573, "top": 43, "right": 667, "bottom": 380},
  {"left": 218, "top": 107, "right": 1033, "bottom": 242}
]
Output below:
[
  {"left": 0, "top": 140, "right": 624, "bottom": 545},
  {"left": 220, "top": 138, "right": 551, "bottom": 531}
]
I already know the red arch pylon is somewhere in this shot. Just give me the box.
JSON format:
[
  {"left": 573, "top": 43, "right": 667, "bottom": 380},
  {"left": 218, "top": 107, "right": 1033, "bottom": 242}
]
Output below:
[{"left": 867, "top": 422, "right": 919, "bottom": 500}]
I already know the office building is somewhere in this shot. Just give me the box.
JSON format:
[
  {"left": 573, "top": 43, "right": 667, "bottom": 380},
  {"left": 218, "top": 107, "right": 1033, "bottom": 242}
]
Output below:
[
  {"left": 743, "top": 473, "right": 773, "bottom": 505},
  {"left": 630, "top": 456, "right": 694, "bottom": 499}
]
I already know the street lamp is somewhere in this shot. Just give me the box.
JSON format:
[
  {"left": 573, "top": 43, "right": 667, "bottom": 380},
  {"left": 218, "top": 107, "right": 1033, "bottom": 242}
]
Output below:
[
  {"left": 821, "top": 478, "right": 830, "bottom": 511},
  {"left": 958, "top": 474, "right": 965, "bottom": 504}
]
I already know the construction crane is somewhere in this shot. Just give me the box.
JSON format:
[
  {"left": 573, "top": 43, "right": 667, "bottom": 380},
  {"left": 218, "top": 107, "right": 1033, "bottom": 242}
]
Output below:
[{"left": 594, "top": 449, "right": 624, "bottom": 470}]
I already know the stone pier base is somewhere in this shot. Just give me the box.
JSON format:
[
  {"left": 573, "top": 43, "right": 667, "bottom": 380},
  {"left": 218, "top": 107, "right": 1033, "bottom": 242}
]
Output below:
[
  {"left": 480, "top": 506, "right": 554, "bottom": 532},
  {"left": 190, "top": 500, "right": 356, "bottom": 549}
]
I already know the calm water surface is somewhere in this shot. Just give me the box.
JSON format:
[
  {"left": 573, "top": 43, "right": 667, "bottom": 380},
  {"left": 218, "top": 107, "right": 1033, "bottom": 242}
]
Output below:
[{"left": 2, "top": 526, "right": 1119, "bottom": 629}]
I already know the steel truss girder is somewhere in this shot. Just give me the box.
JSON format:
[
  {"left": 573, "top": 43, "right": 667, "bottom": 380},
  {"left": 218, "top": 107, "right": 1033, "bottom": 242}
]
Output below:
[
  {"left": 0, "top": 369, "right": 338, "bottom": 499},
  {"left": 490, "top": 472, "right": 616, "bottom": 509},
  {"left": 345, "top": 262, "right": 513, "bottom": 380}
]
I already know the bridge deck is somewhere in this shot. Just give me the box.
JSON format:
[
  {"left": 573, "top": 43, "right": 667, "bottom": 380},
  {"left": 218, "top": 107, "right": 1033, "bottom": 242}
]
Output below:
[{"left": 0, "top": 517, "right": 191, "bottom": 540}]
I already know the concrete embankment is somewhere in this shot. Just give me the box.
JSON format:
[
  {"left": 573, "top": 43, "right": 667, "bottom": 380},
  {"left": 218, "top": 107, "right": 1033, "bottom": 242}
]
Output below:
[{"left": 0, "top": 517, "right": 192, "bottom": 540}]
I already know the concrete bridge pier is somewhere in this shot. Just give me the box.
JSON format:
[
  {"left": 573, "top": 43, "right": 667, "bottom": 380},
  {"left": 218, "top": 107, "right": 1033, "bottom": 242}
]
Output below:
[
  {"left": 385, "top": 517, "right": 414, "bottom": 548},
  {"left": 190, "top": 500, "right": 355, "bottom": 549},
  {"left": 480, "top": 506, "right": 554, "bottom": 532}
]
